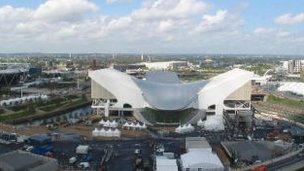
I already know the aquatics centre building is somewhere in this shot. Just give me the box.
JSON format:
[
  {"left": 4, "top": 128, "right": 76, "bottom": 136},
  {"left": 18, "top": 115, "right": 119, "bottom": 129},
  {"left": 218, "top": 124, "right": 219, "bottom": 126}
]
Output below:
[{"left": 89, "top": 68, "right": 254, "bottom": 130}]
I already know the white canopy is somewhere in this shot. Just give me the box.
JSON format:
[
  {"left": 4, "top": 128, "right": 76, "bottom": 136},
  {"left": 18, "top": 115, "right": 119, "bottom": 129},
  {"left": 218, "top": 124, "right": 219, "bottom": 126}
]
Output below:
[
  {"left": 181, "top": 149, "right": 224, "bottom": 171},
  {"left": 197, "top": 119, "right": 204, "bottom": 127},
  {"left": 113, "top": 129, "right": 121, "bottom": 137},
  {"left": 176, "top": 124, "right": 195, "bottom": 134},
  {"left": 110, "top": 120, "right": 118, "bottom": 127},
  {"left": 92, "top": 128, "right": 99, "bottom": 137},
  {"left": 99, "top": 119, "right": 105, "bottom": 125},
  {"left": 175, "top": 125, "right": 182, "bottom": 133},
  {"left": 99, "top": 128, "right": 106, "bottom": 136},
  {"left": 278, "top": 82, "right": 304, "bottom": 96}
]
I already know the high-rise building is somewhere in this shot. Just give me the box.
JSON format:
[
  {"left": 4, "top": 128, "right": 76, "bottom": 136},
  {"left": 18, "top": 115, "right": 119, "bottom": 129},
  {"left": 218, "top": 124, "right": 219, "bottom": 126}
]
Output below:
[{"left": 284, "top": 60, "right": 303, "bottom": 74}]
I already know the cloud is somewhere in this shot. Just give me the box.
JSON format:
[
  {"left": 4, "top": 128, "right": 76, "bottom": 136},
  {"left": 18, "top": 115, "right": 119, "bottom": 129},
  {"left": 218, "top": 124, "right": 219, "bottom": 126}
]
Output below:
[
  {"left": 106, "top": 0, "right": 132, "bottom": 4},
  {"left": 33, "top": 0, "right": 98, "bottom": 22},
  {"left": 254, "top": 27, "right": 275, "bottom": 34},
  {"left": 0, "top": 5, "right": 32, "bottom": 23},
  {"left": 158, "top": 20, "right": 175, "bottom": 32},
  {"left": 131, "top": 0, "right": 209, "bottom": 20},
  {"left": 0, "top": 0, "right": 303, "bottom": 54},
  {"left": 275, "top": 13, "right": 304, "bottom": 25},
  {"left": 194, "top": 10, "right": 243, "bottom": 34},
  {"left": 254, "top": 27, "right": 290, "bottom": 37}
]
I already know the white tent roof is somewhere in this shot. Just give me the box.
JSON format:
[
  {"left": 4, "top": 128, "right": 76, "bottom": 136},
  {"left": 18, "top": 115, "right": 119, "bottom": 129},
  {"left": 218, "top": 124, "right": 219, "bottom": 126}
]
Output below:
[
  {"left": 99, "top": 119, "right": 105, "bottom": 125},
  {"left": 197, "top": 119, "right": 204, "bottom": 126},
  {"left": 278, "top": 82, "right": 304, "bottom": 96},
  {"left": 181, "top": 149, "right": 224, "bottom": 170},
  {"left": 156, "top": 156, "right": 178, "bottom": 171}
]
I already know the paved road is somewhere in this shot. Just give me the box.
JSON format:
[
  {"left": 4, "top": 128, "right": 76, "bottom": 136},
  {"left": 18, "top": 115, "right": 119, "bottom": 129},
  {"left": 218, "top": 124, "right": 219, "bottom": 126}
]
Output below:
[{"left": 53, "top": 138, "right": 154, "bottom": 171}]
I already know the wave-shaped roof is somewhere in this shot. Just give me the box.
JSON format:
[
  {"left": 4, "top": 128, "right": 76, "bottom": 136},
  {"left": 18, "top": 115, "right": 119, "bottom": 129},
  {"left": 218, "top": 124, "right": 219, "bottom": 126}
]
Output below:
[
  {"left": 90, "top": 68, "right": 254, "bottom": 112},
  {"left": 133, "top": 77, "right": 208, "bottom": 110}
]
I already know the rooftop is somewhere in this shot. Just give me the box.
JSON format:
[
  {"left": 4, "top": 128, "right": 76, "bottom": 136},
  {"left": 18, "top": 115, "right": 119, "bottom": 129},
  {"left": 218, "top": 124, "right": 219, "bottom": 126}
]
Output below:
[
  {"left": 185, "top": 137, "right": 211, "bottom": 150},
  {"left": 0, "top": 150, "right": 58, "bottom": 171}
]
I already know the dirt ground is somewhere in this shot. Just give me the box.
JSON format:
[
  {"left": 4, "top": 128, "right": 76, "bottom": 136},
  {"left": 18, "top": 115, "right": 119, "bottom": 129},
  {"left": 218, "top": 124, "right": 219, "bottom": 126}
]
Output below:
[{"left": 0, "top": 123, "right": 151, "bottom": 140}]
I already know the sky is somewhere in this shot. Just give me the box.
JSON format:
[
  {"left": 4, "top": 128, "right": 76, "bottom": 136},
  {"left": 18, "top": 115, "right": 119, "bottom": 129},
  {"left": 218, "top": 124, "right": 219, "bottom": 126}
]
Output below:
[{"left": 0, "top": 0, "right": 304, "bottom": 55}]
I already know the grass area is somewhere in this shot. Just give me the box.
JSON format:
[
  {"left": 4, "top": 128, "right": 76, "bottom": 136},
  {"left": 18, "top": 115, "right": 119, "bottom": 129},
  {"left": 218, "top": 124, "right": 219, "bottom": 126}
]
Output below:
[
  {"left": 267, "top": 94, "right": 304, "bottom": 108},
  {"left": 0, "top": 88, "right": 10, "bottom": 94},
  {"left": 34, "top": 82, "right": 76, "bottom": 89},
  {"left": 288, "top": 115, "right": 304, "bottom": 124},
  {"left": 0, "top": 95, "right": 88, "bottom": 122},
  {"left": 0, "top": 107, "right": 36, "bottom": 122},
  {"left": 0, "top": 108, "right": 5, "bottom": 115},
  {"left": 38, "top": 97, "right": 86, "bottom": 112}
]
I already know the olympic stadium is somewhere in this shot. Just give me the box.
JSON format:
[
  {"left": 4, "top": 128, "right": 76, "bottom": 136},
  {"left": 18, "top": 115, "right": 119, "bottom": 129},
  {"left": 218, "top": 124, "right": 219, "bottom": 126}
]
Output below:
[
  {"left": 0, "top": 69, "right": 28, "bottom": 88},
  {"left": 89, "top": 68, "right": 254, "bottom": 130}
]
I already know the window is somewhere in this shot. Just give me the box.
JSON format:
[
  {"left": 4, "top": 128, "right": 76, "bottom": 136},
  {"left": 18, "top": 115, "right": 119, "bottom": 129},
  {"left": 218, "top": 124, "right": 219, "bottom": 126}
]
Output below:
[
  {"left": 110, "top": 99, "right": 117, "bottom": 103},
  {"left": 208, "top": 104, "right": 216, "bottom": 110},
  {"left": 123, "top": 103, "right": 132, "bottom": 108}
]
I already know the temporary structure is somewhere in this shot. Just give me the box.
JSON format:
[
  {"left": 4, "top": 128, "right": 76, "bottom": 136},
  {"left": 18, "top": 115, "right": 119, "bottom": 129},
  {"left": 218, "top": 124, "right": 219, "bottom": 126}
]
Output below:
[
  {"left": 99, "top": 119, "right": 105, "bottom": 125},
  {"left": 110, "top": 120, "right": 118, "bottom": 128},
  {"left": 113, "top": 129, "right": 121, "bottom": 137},
  {"left": 92, "top": 128, "right": 99, "bottom": 137},
  {"left": 197, "top": 119, "right": 204, "bottom": 127},
  {"left": 176, "top": 124, "right": 195, "bottom": 134},
  {"left": 105, "top": 129, "right": 112, "bottom": 137},
  {"left": 99, "top": 128, "right": 106, "bottom": 136},
  {"left": 76, "top": 145, "right": 89, "bottom": 154},
  {"left": 278, "top": 82, "right": 304, "bottom": 96},
  {"left": 142, "top": 123, "right": 147, "bottom": 129},
  {"left": 175, "top": 125, "right": 182, "bottom": 133},
  {"left": 104, "top": 120, "right": 111, "bottom": 127}
]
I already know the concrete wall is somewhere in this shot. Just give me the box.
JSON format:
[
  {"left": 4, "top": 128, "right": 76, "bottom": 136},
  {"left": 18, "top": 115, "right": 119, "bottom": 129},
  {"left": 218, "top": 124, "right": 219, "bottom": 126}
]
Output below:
[
  {"left": 91, "top": 79, "right": 115, "bottom": 99},
  {"left": 226, "top": 81, "right": 251, "bottom": 101}
]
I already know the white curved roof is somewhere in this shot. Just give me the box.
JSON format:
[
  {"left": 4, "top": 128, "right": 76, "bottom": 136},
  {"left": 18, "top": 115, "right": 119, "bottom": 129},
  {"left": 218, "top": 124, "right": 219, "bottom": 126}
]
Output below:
[
  {"left": 278, "top": 82, "right": 304, "bottom": 96},
  {"left": 89, "top": 69, "right": 147, "bottom": 108},
  {"left": 198, "top": 68, "right": 254, "bottom": 109},
  {"left": 89, "top": 68, "right": 253, "bottom": 111}
]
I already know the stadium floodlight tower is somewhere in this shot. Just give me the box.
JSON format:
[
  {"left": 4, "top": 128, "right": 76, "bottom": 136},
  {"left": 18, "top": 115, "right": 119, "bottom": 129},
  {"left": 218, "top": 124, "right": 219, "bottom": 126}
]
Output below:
[{"left": 89, "top": 68, "right": 254, "bottom": 131}]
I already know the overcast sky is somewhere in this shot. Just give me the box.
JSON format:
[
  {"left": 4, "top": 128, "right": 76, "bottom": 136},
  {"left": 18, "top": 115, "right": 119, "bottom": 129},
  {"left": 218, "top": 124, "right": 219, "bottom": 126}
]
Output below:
[{"left": 0, "top": 0, "right": 304, "bottom": 55}]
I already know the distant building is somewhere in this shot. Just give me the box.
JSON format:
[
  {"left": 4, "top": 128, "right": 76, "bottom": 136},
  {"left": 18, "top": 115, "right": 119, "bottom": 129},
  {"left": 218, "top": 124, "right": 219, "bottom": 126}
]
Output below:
[
  {"left": 180, "top": 137, "right": 224, "bottom": 171},
  {"left": 281, "top": 61, "right": 289, "bottom": 70},
  {"left": 0, "top": 69, "right": 28, "bottom": 87},
  {"left": 110, "top": 63, "right": 145, "bottom": 72},
  {"left": 282, "top": 60, "right": 303, "bottom": 74},
  {"left": 139, "top": 61, "right": 189, "bottom": 70},
  {"left": 29, "top": 67, "right": 42, "bottom": 77},
  {"left": 0, "top": 150, "right": 58, "bottom": 171}
]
